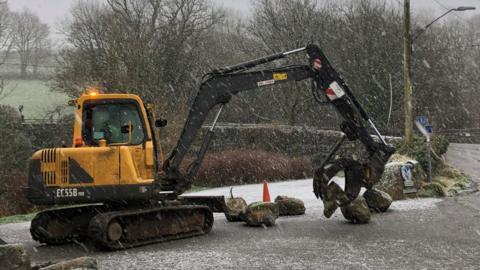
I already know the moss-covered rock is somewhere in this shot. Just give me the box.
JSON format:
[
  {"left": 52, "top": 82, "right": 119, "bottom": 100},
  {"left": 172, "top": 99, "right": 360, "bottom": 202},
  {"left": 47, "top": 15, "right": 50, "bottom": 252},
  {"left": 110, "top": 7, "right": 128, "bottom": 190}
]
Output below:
[
  {"left": 436, "top": 165, "right": 470, "bottom": 195},
  {"left": 363, "top": 188, "right": 392, "bottom": 212},
  {"left": 274, "top": 196, "right": 305, "bottom": 216},
  {"left": 417, "top": 182, "right": 447, "bottom": 197},
  {"left": 224, "top": 197, "right": 247, "bottom": 222},
  {"left": 40, "top": 257, "right": 97, "bottom": 270},
  {"left": 415, "top": 165, "right": 471, "bottom": 197},
  {"left": 376, "top": 162, "right": 405, "bottom": 200},
  {"left": 244, "top": 202, "right": 279, "bottom": 226},
  {"left": 376, "top": 155, "right": 428, "bottom": 200},
  {"left": 340, "top": 196, "right": 371, "bottom": 224},
  {"left": 388, "top": 154, "right": 427, "bottom": 184},
  {"left": 0, "top": 244, "right": 30, "bottom": 270}
]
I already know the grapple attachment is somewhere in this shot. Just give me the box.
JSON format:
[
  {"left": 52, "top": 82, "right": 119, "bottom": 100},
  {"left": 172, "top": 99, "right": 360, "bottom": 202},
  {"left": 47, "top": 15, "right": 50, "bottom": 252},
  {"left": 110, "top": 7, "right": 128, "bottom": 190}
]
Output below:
[
  {"left": 313, "top": 158, "right": 364, "bottom": 217},
  {"left": 313, "top": 136, "right": 395, "bottom": 218}
]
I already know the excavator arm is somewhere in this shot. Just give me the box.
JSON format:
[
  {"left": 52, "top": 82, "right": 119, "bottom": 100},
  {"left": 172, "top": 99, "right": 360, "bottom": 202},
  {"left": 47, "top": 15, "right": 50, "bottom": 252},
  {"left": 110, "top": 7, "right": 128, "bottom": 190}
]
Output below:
[
  {"left": 159, "top": 64, "right": 312, "bottom": 193},
  {"left": 157, "top": 44, "right": 395, "bottom": 215}
]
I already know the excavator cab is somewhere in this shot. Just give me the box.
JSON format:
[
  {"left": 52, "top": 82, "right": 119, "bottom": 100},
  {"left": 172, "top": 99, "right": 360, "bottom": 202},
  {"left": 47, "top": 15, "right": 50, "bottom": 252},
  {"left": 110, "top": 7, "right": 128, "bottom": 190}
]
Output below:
[
  {"left": 26, "top": 92, "right": 157, "bottom": 205},
  {"left": 83, "top": 102, "right": 142, "bottom": 145}
]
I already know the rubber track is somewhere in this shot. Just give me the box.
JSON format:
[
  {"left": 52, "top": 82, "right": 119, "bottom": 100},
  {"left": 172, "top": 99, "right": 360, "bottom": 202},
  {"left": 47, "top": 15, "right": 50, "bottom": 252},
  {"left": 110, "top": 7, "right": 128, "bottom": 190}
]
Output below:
[
  {"left": 30, "top": 205, "right": 104, "bottom": 245},
  {"left": 88, "top": 205, "right": 214, "bottom": 250}
]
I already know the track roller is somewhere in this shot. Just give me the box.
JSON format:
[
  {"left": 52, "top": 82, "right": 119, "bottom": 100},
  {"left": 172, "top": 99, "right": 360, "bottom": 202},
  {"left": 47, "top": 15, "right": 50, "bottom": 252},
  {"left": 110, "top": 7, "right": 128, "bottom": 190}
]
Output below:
[{"left": 87, "top": 205, "right": 213, "bottom": 250}]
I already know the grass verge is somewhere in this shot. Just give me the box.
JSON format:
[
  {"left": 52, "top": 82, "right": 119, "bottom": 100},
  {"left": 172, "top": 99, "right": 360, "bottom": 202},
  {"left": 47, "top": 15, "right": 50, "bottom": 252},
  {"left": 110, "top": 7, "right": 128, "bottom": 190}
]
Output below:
[
  {"left": 0, "top": 212, "right": 36, "bottom": 225},
  {"left": 185, "top": 185, "right": 209, "bottom": 193}
]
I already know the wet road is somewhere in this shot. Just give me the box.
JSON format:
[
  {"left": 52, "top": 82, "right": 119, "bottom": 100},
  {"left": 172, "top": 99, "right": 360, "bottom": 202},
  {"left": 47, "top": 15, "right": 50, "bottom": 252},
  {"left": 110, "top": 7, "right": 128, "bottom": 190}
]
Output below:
[
  {"left": 1, "top": 178, "right": 480, "bottom": 270},
  {"left": 446, "top": 143, "right": 480, "bottom": 183},
  {"left": 0, "top": 143, "right": 479, "bottom": 269}
]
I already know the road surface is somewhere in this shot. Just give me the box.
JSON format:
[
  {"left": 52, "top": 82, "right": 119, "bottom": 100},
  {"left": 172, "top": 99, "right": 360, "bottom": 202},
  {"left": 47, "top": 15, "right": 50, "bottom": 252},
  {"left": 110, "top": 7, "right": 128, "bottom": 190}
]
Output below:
[
  {"left": 1, "top": 178, "right": 480, "bottom": 269},
  {"left": 0, "top": 143, "right": 479, "bottom": 269},
  {"left": 446, "top": 143, "right": 480, "bottom": 183}
]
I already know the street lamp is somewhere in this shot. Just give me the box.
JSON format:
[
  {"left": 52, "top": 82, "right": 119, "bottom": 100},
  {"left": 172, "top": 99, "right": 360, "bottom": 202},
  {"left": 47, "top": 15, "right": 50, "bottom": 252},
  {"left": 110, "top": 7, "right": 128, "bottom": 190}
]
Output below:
[
  {"left": 412, "top": 6, "right": 476, "bottom": 41},
  {"left": 403, "top": 2, "right": 475, "bottom": 145}
]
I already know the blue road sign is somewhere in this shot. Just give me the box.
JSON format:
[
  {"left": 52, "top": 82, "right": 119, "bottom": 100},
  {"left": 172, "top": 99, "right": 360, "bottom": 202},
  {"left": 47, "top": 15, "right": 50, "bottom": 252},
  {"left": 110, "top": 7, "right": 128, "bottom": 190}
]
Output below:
[
  {"left": 415, "top": 116, "right": 428, "bottom": 126},
  {"left": 425, "top": 125, "right": 433, "bottom": 134}
]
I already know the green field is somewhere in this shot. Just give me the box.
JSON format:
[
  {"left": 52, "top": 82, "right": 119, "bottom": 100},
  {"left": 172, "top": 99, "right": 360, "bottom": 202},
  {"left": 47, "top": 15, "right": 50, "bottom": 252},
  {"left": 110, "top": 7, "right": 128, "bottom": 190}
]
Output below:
[{"left": 0, "top": 80, "right": 70, "bottom": 119}]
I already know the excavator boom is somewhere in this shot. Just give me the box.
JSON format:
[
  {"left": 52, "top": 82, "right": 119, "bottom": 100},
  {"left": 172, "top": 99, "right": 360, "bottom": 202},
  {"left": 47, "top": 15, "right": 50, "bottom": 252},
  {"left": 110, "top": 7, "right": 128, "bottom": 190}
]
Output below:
[{"left": 158, "top": 44, "right": 395, "bottom": 207}]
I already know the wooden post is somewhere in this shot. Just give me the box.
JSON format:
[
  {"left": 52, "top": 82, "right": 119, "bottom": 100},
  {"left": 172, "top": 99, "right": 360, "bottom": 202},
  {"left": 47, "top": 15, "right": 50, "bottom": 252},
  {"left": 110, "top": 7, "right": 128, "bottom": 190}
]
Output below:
[{"left": 403, "top": 0, "right": 413, "bottom": 145}]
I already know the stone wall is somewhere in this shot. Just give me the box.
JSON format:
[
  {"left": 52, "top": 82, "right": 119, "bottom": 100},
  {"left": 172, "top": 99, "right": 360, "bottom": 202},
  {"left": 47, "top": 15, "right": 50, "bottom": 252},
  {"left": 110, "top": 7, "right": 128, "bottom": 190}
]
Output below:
[
  {"left": 22, "top": 120, "right": 399, "bottom": 163},
  {"left": 194, "top": 123, "right": 383, "bottom": 164},
  {"left": 439, "top": 129, "right": 480, "bottom": 144}
]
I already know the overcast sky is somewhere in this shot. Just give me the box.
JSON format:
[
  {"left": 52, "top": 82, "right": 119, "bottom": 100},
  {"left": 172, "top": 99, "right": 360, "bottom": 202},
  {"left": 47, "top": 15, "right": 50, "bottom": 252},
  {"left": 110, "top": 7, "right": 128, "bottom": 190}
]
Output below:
[{"left": 8, "top": 0, "right": 479, "bottom": 38}]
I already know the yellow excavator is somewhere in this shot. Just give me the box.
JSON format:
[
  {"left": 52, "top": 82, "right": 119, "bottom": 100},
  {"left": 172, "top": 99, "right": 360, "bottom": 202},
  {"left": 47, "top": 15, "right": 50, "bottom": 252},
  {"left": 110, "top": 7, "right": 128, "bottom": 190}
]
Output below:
[{"left": 26, "top": 44, "right": 394, "bottom": 250}]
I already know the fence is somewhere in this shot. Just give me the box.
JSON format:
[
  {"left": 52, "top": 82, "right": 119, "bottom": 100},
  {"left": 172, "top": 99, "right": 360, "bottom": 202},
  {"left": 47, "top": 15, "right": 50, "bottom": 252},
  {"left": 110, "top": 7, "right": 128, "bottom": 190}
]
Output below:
[{"left": 438, "top": 129, "right": 480, "bottom": 144}]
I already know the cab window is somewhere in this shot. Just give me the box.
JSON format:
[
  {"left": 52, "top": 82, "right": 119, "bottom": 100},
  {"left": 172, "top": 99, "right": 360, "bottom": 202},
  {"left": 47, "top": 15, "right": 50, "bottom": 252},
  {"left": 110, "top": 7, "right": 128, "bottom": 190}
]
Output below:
[{"left": 82, "top": 101, "right": 146, "bottom": 145}]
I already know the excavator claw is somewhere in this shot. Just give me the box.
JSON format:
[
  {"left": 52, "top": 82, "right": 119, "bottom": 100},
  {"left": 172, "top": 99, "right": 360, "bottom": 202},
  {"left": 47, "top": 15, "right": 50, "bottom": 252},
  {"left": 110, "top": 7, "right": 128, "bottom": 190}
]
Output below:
[
  {"left": 313, "top": 138, "right": 395, "bottom": 217},
  {"left": 313, "top": 158, "right": 364, "bottom": 217}
]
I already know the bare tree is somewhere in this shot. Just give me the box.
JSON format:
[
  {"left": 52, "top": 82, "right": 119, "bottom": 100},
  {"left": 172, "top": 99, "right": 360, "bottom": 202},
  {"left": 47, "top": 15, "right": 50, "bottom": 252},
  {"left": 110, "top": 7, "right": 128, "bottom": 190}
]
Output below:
[
  {"left": 55, "top": 0, "right": 223, "bottom": 110},
  {"left": 30, "top": 34, "right": 51, "bottom": 78},
  {"left": 53, "top": 0, "right": 478, "bottom": 132},
  {"left": 0, "top": 1, "right": 14, "bottom": 66},
  {"left": 247, "top": 0, "right": 325, "bottom": 125},
  {"left": 12, "top": 9, "right": 49, "bottom": 79}
]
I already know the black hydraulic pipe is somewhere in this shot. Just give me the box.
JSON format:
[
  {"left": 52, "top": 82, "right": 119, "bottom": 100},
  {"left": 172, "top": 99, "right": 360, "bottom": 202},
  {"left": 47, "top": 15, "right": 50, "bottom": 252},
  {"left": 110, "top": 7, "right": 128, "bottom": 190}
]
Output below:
[
  {"left": 318, "top": 134, "right": 346, "bottom": 170},
  {"left": 210, "top": 53, "right": 286, "bottom": 75},
  {"left": 186, "top": 105, "right": 224, "bottom": 180},
  {"left": 210, "top": 47, "right": 306, "bottom": 75}
]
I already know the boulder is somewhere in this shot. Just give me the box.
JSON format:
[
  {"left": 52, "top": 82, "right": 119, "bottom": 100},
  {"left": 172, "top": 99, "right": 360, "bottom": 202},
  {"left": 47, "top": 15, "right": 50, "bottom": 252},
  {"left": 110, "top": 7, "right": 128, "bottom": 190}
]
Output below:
[
  {"left": 376, "top": 159, "right": 425, "bottom": 200},
  {"left": 376, "top": 162, "right": 405, "bottom": 200},
  {"left": 0, "top": 244, "right": 31, "bottom": 270},
  {"left": 340, "top": 196, "right": 371, "bottom": 224},
  {"left": 244, "top": 202, "right": 279, "bottom": 226},
  {"left": 40, "top": 257, "right": 97, "bottom": 270},
  {"left": 322, "top": 181, "right": 351, "bottom": 218},
  {"left": 224, "top": 197, "right": 247, "bottom": 222},
  {"left": 274, "top": 196, "right": 305, "bottom": 216},
  {"left": 363, "top": 188, "right": 392, "bottom": 212},
  {"left": 417, "top": 182, "right": 447, "bottom": 198}
]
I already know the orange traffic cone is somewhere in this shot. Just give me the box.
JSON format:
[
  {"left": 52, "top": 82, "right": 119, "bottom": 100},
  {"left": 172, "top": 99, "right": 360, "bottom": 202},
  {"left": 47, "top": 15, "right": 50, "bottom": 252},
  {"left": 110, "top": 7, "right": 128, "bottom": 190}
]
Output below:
[{"left": 263, "top": 179, "right": 271, "bottom": 202}]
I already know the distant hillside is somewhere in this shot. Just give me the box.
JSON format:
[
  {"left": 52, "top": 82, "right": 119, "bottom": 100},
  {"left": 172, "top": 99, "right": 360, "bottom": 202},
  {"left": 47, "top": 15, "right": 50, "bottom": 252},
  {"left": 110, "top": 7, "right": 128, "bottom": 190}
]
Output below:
[
  {"left": 0, "top": 54, "right": 57, "bottom": 80},
  {"left": 0, "top": 80, "right": 70, "bottom": 119}
]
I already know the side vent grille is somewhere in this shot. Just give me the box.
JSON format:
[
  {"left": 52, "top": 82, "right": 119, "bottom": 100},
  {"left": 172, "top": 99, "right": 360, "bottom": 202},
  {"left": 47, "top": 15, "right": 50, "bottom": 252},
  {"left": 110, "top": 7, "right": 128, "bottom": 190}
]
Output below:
[
  {"left": 41, "top": 148, "right": 57, "bottom": 186},
  {"left": 61, "top": 159, "right": 69, "bottom": 183}
]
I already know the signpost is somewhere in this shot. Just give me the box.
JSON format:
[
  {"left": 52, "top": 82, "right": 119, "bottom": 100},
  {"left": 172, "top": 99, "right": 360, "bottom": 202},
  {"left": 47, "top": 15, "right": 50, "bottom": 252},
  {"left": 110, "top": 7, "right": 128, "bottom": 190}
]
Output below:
[{"left": 415, "top": 116, "right": 433, "bottom": 182}]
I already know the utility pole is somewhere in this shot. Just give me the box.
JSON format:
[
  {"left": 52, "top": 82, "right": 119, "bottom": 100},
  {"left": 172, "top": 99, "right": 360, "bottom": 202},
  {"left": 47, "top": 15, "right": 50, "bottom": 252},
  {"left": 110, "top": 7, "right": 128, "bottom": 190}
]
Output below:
[{"left": 403, "top": 0, "right": 413, "bottom": 145}]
